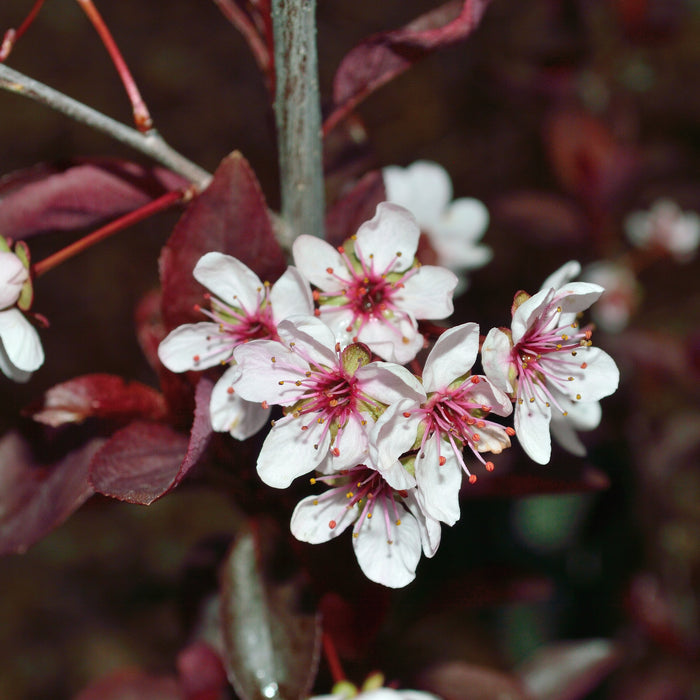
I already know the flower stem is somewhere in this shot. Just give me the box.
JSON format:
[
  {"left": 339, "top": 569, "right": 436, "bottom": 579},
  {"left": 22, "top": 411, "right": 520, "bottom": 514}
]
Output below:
[
  {"left": 75, "top": 0, "right": 153, "bottom": 132},
  {"left": 322, "top": 632, "right": 346, "bottom": 684},
  {"left": 0, "top": 0, "right": 47, "bottom": 62},
  {"left": 271, "top": 0, "right": 325, "bottom": 240},
  {"left": 0, "top": 64, "right": 212, "bottom": 190},
  {"left": 32, "top": 188, "right": 189, "bottom": 278}
]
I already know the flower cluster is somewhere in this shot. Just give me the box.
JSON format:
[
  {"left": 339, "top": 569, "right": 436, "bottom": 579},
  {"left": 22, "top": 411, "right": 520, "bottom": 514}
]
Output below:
[
  {"left": 0, "top": 236, "right": 44, "bottom": 382},
  {"left": 159, "top": 204, "right": 620, "bottom": 587}
]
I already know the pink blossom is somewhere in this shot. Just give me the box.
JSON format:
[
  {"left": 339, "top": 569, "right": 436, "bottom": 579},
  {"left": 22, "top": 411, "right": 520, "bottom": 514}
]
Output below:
[
  {"left": 482, "top": 262, "right": 619, "bottom": 464},
  {"left": 293, "top": 202, "right": 458, "bottom": 364},
  {"left": 158, "top": 252, "right": 313, "bottom": 439},
  {"left": 231, "top": 316, "right": 425, "bottom": 488}
]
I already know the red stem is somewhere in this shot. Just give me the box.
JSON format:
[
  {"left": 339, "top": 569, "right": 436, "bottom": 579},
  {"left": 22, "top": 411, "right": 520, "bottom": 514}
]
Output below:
[
  {"left": 32, "top": 189, "right": 186, "bottom": 278},
  {"left": 322, "top": 632, "right": 346, "bottom": 685},
  {"left": 0, "top": 0, "right": 47, "bottom": 62},
  {"left": 74, "top": 0, "right": 153, "bottom": 132}
]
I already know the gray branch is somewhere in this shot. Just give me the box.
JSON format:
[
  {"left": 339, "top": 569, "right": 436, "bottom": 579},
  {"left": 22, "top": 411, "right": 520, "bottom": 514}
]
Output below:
[
  {"left": 271, "top": 0, "right": 324, "bottom": 240},
  {"left": 0, "top": 63, "right": 212, "bottom": 190}
]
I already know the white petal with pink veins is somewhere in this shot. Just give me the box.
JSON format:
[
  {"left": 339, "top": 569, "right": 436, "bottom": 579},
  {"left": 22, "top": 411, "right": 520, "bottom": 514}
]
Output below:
[
  {"left": 0, "top": 251, "right": 28, "bottom": 309},
  {"left": 269, "top": 266, "right": 314, "bottom": 320},
  {"left": 481, "top": 328, "right": 516, "bottom": 395},
  {"left": 292, "top": 235, "right": 348, "bottom": 291},
  {"left": 514, "top": 397, "right": 552, "bottom": 465},
  {"left": 397, "top": 266, "right": 457, "bottom": 320},
  {"left": 276, "top": 316, "right": 338, "bottom": 368},
  {"left": 356, "top": 316, "right": 423, "bottom": 364},
  {"left": 415, "top": 433, "right": 461, "bottom": 526},
  {"left": 352, "top": 500, "right": 422, "bottom": 588},
  {"left": 0, "top": 308, "right": 43, "bottom": 381},
  {"left": 210, "top": 366, "right": 270, "bottom": 439},
  {"left": 540, "top": 260, "right": 581, "bottom": 292},
  {"left": 193, "top": 252, "right": 262, "bottom": 314},
  {"left": 355, "top": 362, "right": 425, "bottom": 406},
  {"left": 291, "top": 492, "right": 355, "bottom": 544},
  {"left": 355, "top": 203, "right": 420, "bottom": 274},
  {"left": 422, "top": 322, "right": 479, "bottom": 391},
  {"left": 158, "top": 322, "right": 229, "bottom": 372},
  {"left": 256, "top": 414, "right": 330, "bottom": 488}
]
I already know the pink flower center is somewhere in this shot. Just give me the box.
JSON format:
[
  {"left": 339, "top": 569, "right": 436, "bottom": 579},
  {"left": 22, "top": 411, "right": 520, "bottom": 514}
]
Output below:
[
  {"left": 513, "top": 297, "right": 594, "bottom": 412},
  {"left": 414, "top": 376, "right": 509, "bottom": 480},
  {"left": 316, "top": 242, "right": 418, "bottom": 341},
  {"left": 310, "top": 466, "right": 406, "bottom": 544}
]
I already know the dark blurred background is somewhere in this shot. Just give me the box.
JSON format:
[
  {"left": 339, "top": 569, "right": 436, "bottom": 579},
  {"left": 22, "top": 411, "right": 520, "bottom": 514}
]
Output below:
[{"left": 1, "top": 1, "right": 699, "bottom": 698}]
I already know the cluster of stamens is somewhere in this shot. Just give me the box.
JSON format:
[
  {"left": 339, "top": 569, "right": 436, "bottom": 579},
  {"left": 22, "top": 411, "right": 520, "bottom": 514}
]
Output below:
[
  {"left": 514, "top": 300, "right": 594, "bottom": 413},
  {"left": 309, "top": 467, "right": 405, "bottom": 544},
  {"left": 191, "top": 284, "right": 278, "bottom": 367}
]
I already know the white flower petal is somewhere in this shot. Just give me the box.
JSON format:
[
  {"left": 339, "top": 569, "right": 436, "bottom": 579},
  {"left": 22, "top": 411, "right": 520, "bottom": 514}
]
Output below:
[
  {"left": 269, "top": 266, "right": 314, "bottom": 320},
  {"left": 540, "top": 260, "right": 581, "bottom": 291},
  {"left": 556, "top": 283, "right": 604, "bottom": 316},
  {"left": 356, "top": 316, "right": 423, "bottom": 364},
  {"left": 355, "top": 203, "right": 420, "bottom": 274},
  {"left": 158, "top": 322, "right": 229, "bottom": 372},
  {"left": 356, "top": 362, "right": 426, "bottom": 406},
  {"left": 422, "top": 322, "right": 479, "bottom": 391},
  {"left": 256, "top": 415, "right": 330, "bottom": 488},
  {"left": 383, "top": 161, "right": 453, "bottom": 228},
  {"left": 0, "top": 251, "right": 28, "bottom": 309},
  {"left": 353, "top": 500, "right": 421, "bottom": 588},
  {"left": 232, "top": 339, "right": 308, "bottom": 405},
  {"left": 292, "top": 235, "right": 348, "bottom": 292},
  {"left": 397, "top": 266, "right": 457, "bottom": 320},
  {"left": 0, "top": 308, "right": 44, "bottom": 380},
  {"left": 370, "top": 399, "right": 423, "bottom": 470},
  {"left": 468, "top": 377, "right": 514, "bottom": 417},
  {"left": 416, "top": 434, "right": 461, "bottom": 525},
  {"left": 291, "top": 492, "right": 356, "bottom": 544},
  {"left": 276, "top": 316, "right": 338, "bottom": 368},
  {"left": 481, "top": 328, "right": 516, "bottom": 394},
  {"left": 193, "top": 252, "right": 263, "bottom": 314},
  {"left": 511, "top": 288, "right": 552, "bottom": 344},
  {"left": 553, "top": 346, "right": 620, "bottom": 403},
  {"left": 514, "top": 397, "right": 552, "bottom": 465},
  {"left": 328, "top": 414, "right": 369, "bottom": 470},
  {"left": 474, "top": 423, "right": 511, "bottom": 454},
  {"left": 210, "top": 366, "right": 270, "bottom": 439},
  {"left": 438, "top": 197, "right": 489, "bottom": 240}
]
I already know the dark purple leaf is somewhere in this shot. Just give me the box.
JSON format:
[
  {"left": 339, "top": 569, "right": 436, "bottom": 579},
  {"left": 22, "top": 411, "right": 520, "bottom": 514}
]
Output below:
[
  {"left": 159, "top": 151, "right": 286, "bottom": 331},
  {"left": 177, "top": 642, "right": 229, "bottom": 700},
  {"left": 74, "top": 669, "right": 184, "bottom": 700},
  {"left": 220, "top": 519, "right": 322, "bottom": 700},
  {"left": 0, "top": 431, "right": 103, "bottom": 555},
  {"left": 27, "top": 373, "right": 168, "bottom": 428},
  {"left": 416, "top": 661, "right": 527, "bottom": 700},
  {"left": 330, "top": 0, "right": 492, "bottom": 123},
  {"left": 324, "top": 170, "right": 386, "bottom": 247},
  {"left": 516, "top": 640, "right": 622, "bottom": 700},
  {"left": 89, "top": 378, "right": 213, "bottom": 504},
  {"left": 0, "top": 158, "right": 188, "bottom": 239}
]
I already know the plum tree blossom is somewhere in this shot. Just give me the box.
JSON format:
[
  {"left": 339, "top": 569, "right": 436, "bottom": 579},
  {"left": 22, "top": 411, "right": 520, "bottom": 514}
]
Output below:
[
  {"left": 383, "top": 160, "right": 491, "bottom": 292},
  {"left": 0, "top": 238, "right": 44, "bottom": 382},
  {"left": 481, "top": 262, "right": 619, "bottom": 464},
  {"left": 157, "top": 252, "right": 313, "bottom": 439},
  {"left": 311, "top": 673, "right": 440, "bottom": 700},
  {"left": 372, "top": 323, "right": 513, "bottom": 526},
  {"left": 625, "top": 199, "right": 700, "bottom": 262},
  {"left": 231, "top": 315, "right": 425, "bottom": 488},
  {"left": 580, "top": 261, "right": 641, "bottom": 333},
  {"left": 292, "top": 202, "right": 458, "bottom": 364}
]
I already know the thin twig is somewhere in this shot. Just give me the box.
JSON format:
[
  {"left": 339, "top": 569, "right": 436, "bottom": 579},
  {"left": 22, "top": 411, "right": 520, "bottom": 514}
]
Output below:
[
  {"left": 0, "top": 0, "right": 47, "bottom": 62},
  {"left": 32, "top": 188, "right": 189, "bottom": 277},
  {"left": 75, "top": 0, "right": 153, "bottom": 132},
  {"left": 271, "top": 0, "right": 324, "bottom": 240},
  {"left": 0, "top": 63, "right": 212, "bottom": 190}
]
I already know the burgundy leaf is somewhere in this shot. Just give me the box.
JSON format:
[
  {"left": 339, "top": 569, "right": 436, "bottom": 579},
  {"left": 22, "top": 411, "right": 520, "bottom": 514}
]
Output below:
[
  {"left": 89, "top": 379, "right": 213, "bottom": 505},
  {"left": 0, "top": 158, "right": 188, "bottom": 239},
  {"left": 74, "top": 669, "right": 184, "bottom": 700},
  {"left": 516, "top": 640, "right": 622, "bottom": 700},
  {"left": 0, "top": 431, "right": 103, "bottom": 555},
  {"left": 220, "top": 519, "right": 322, "bottom": 700},
  {"left": 328, "top": 0, "right": 492, "bottom": 130},
  {"left": 324, "top": 170, "right": 386, "bottom": 247},
  {"left": 177, "top": 642, "right": 229, "bottom": 700},
  {"left": 159, "top": 151, "right": 286, "bottom": 331},
  {"left": 27, "top": 373, "right": 168, "bottom": 428},
  {"left": 416, "top": 661, "right": 528, "bottom": 700}
]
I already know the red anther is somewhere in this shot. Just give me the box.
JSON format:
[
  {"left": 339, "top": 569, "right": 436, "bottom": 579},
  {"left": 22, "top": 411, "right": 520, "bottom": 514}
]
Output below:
[
  {"left": 485, "top": 461, "right": 495, "bottom": 472},
  {"left": 301, "top": 425, "right": 309, "bottom": 431},
  {"left": 326, "top": 267, "right": 334, "bottom": 274},
  {"left": 506, "top": 427, "right": 516, "bottom": 436},
  {"left": 470, "top": 375, "right": 481, "bottom": 384},
  {"left": 332, "top": 447, "right": 340, "bottom": 457},
  {"left": 472, "top": 433, "right": 481, "bottom": 442},
  {"left": 227, "top": 387, "right": 234, "bottom": 395},
  {"left": 193, "top": 355, "right": 200, "bottom": 362},
  {"left": 335, "top": 342, "right": 341, "bottom": 352},
  {"left": 345, "top": 326, "right": 353, "bottom": 333},
  {"left": 468, "top": 474, "right": 477, "bottom": 484},
  {"left": 312, "top": 290, "right": 320, "bottom": 300},
  {"left": 203, "top": 293, "right": 211, "bottom": 299},
  {"left": 481, "top": 405, "right": 491, "bottom": 413},
  {"left": 581, "top": 362, "right": 588, "bottom": 369},
  {"left": 329, "top": 520, "right": 337, "bottom": 529},
  {"left": 314, "top": 309, "right": 321, "bottom": 317},
  {"left": 193, "top": 303, "right": 201, "bottom": 312},
  {"left": 402, "top": 412, "right": 411, "bottom": 418},
  {"left": 584, "top": 330, "right": 592, "bottom": 340},
  {"left": 261, "top": 400, "right": 269, "bottom": 409},
  {"left": 337, "top": 246, "right": 345, "bottom": 254},
  {"left": 398, "top": 489, "right": 408, "bottom": 498},
  {"left": 467, "top": 417, "right": 476, "bottom": 425},
  {"left": 439, "top": 456, "right": 446, "bottom": 466},
  {"left": 476, "top": 420, "right": 486, "bottom": 428}
]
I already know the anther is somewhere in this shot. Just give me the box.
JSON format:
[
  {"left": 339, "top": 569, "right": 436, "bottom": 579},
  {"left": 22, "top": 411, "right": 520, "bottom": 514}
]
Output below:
[
  {"left": 506, "top": 427, "right": 516, "bottom": 436},
  {"left": 403, "top": 411, "right": 411, "bottom": 418},
  {"left": 326, "top": 267, "right": 334, "bottom": 274},
  {"left": 581, "top": 362, "right": 588, "bottom": 369},
  {"left": 439, "top": 456, "right": 446, "bottom": 466},
  {"left": 576, "top": 394, "right": 581, "bottom": 400},
  {"left": 468, "top": 474, "right": 477, "bottom": 484},
  {"left": 329, "top": 520, "right": 337, "bottom": 529},
  {"left": 470, "top": 376, "right": 481, "bottom": 384},
  {"left": 310, "top": 477, "right": 316, "bottom": 484},
  {"left": 332, "top": 447, "right": 340, "bottom": 457},
  {"left": 227, "top": 387, "right": 234, "bottom": 395},
  {"left": 485, "top": 462, "right": 495, "bottom": 472}
]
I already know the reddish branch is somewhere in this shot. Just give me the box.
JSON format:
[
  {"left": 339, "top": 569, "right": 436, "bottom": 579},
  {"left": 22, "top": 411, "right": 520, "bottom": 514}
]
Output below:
[{"left": 0, "top": 0, "right": 47, "bottom": 61}]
